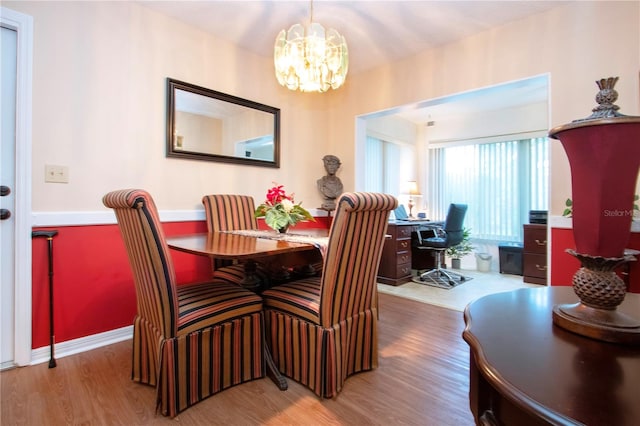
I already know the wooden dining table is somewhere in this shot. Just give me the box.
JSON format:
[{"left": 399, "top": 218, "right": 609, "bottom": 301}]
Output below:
[
  {"left": 167, "top": 231, "right": 321, "bottom": 259},
  {"left": 166, "top": 229, "right": 329, "bottom": 391},
  {"left": 167, "top": 230, "right": 328, "bottom": 287}
]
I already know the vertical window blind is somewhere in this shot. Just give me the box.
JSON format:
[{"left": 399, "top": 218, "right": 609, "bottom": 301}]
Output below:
[{"left": 428, "top": 137, "right": 548, "bottom": 242}]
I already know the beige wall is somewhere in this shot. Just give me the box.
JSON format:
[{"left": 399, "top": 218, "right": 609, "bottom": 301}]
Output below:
[
  {"left": 6, "top": 1, "right": 331, "bottom": 212},
  {"left": 5, "top": 1, "right": 640, "bottom": 216},
  {"left": 328, "top": 1, "right": 639, "bottom": 215}
]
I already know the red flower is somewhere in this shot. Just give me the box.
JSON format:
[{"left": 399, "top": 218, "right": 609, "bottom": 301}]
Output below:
[
  {"left": 254, "top": 183, "right": 314, "bottom": 230},
  {"left": 265, "top": 184, "right": 293, "bottom": 206}
]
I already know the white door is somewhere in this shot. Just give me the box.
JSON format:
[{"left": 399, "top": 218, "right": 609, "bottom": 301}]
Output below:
[
  {"left": 1, "top": 23, "right": 18, "bottom": 369},
  {"left": 1, "top": 7, "right": 33, "bottom": 369}
]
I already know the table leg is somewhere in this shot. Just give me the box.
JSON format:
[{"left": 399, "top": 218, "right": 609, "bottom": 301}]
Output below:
[
  {"left": 262, "top": 325, "right": 287, "bottom": 390},
  {"left": 240, "top": 260, "right": 262, "bottom": 290},
  {"left": 265, "top": 348, "right": 288, "bottom": 390}
]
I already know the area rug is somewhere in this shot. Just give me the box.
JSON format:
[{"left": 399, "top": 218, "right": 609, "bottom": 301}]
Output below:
[
  {"left": 377, "top": 270, "right": 539, "bottom": 311},
  {"left": 410, "top": 273, "right": 472, "bottom": 289}
]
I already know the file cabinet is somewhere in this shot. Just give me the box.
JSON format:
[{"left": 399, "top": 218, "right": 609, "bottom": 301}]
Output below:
[
  {"left": 378, "top": 223, "right": 413, "bottom": 285},
  {"left": 523, "top": 224, "right": 547, "bottom": 284}
]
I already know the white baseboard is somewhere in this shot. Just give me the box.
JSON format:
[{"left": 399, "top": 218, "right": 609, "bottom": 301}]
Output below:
[{"left": 30, "top": 325, "right": 133, "bottom": 366}]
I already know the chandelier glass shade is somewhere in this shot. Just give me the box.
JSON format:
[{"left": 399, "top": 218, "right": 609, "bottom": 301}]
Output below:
[{"left": 274, "top": 20, "right": 348, "bottom": 93}]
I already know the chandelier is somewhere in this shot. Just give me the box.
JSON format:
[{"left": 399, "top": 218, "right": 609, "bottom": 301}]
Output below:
[{"left": 274, "top": 0, "right": 349, "bottom": 93}]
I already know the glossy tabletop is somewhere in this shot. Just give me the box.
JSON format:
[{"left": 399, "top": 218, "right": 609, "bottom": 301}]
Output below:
[
  {"left": 167, "top": 232, "right": 319, "bottom": 260},
  {"left": 463, "top": 287, "right": 640, "bottom": 425}
]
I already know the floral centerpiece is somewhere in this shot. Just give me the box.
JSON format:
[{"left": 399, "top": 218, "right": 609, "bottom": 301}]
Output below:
[{"left": 255, "top": 183, "right": 315, "bottom": 232}]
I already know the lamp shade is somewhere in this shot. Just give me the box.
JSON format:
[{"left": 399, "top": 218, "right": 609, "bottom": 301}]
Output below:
[{"left": 407, "top": 181, "right": 420, "bottom": 196}]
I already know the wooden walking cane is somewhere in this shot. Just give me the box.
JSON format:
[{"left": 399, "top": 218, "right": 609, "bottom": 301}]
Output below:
[{"left": 32, "top": 230, "right": 59, "bottom": 368}]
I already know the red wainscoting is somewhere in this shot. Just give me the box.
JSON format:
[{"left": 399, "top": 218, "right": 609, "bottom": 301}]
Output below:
[
  {"left": 31, "top": 217, "right": 332, "bottom": 349},
  {"left": 551, "top": 227, "right": 640, "bottom": 293}
]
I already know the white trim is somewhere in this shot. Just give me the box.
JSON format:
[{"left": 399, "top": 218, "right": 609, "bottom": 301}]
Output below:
[
  {"left": 30, "top": 326, "right": 133, "bottom": 366},
  {"left": 548, "top": 215, "right": 572, "bottom": 229},
  {"left": 549, "top": 215, "right": 640, "bottom": 233},
  {"left": 32, "top": 208, "right": 327, "bottom": 227},
  {"left": 1, "top": 6, "right": 33, "bottom": 367},
  {"left": 32, "top": 209, "right": 207, "bottom": 227}
]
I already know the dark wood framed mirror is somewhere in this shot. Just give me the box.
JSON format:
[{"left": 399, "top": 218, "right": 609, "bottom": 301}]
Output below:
[{"left": 166, "top": 78, "right": 280, "bottom": 168}]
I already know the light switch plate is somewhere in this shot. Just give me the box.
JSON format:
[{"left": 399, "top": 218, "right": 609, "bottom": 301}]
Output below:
[{"left": 45, "top": 165, "right": 69, "bottom": 183}]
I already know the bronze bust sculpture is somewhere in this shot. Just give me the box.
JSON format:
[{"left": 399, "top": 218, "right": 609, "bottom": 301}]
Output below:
[{"left": 317, "top": 155, "right": 344, "bottom": 211}]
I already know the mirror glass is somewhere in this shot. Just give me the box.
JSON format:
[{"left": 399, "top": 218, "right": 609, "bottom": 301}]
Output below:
[{"left": 167, "top": 78, "right": 280, "bottom": 167}]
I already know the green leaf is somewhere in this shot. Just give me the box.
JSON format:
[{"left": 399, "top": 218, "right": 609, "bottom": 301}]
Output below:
[
  {"left": 259, "top": 201, "right": 316, "bottom": 230},
  {"left": 445, "top": 227, "right": 474, "bottom": 258}
]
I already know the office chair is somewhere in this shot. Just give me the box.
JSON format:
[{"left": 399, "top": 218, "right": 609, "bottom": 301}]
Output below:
[{"left": 415, "top": 203, "right": 468, "bottom": 286}]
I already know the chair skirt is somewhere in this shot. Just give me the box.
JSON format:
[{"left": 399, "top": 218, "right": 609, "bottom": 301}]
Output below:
[
  {"left": 264, "top": 308, "right": 378, "bottom": 398},
  {"left": 132, "top": 312, "right": 264, "bottom": 417}
]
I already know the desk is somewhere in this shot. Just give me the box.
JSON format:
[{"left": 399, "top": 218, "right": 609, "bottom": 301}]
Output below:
[
  {"left": 378, "top": 220, "right": 442, "bottom": 285},
  {"left": 463, "top": 287, "right": 640, "bottom": 425}
]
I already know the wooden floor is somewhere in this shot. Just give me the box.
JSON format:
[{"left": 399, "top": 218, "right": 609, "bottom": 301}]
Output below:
[{"left": 1, "top": 293, "right": 475, "bottom": 425}]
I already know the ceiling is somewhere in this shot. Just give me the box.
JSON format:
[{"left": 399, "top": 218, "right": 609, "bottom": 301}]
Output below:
[
  {"left": 139, "top": 0, "right": 569, "bottom": 75},
  {"left": 140, "top": 0, "right": 562, "bottom": 122}
]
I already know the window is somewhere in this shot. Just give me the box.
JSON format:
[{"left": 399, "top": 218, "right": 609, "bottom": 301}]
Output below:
[{"left": 428, "top": 137, "right": 548, "bottom": 242}]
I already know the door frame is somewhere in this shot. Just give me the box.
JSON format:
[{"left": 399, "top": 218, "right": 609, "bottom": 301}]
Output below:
[{"left": 1, "top": 6, "right": 33, "bottom": 366}]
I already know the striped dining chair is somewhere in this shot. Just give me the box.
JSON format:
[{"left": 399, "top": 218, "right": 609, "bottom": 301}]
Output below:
[
  {"left": 202, "top": 194, "right": 270, "bottom": 288},
  {"left": 261, "top": 192, "right": 397, "bottom": 398},
  {"left": 103, "top": 189, "right": 264, "bottom": 417}
]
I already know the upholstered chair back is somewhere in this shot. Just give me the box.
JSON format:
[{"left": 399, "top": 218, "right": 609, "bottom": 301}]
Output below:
[
  {"left": 201, "top": 194, "right": 269, "bottom": 285},
  {"left": 202, "top": 194, "right": 258, "bottom": 232},
  {"left": 319, "top": 192, "right": 398, "bottom": 326},
  {"left": 441, "top": 203, "right": 468, "bottom": 246},
  {"left": 103, "top": 189, "right": 178, "bottom": 337}
]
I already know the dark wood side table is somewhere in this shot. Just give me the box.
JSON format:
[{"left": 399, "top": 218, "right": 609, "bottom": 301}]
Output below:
[{"left": 463, "top": 287, "right": 640, "bottom": 426}]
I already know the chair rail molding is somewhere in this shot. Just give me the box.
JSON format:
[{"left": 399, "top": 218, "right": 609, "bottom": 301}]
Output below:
[{"left": 32, "top": 208, "right": 327, "bottom": 227}]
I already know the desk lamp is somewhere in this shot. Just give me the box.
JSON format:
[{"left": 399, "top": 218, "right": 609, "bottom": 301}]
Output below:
[{"left": 407, "top": 181, "right": 421, "bottom": 218}]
